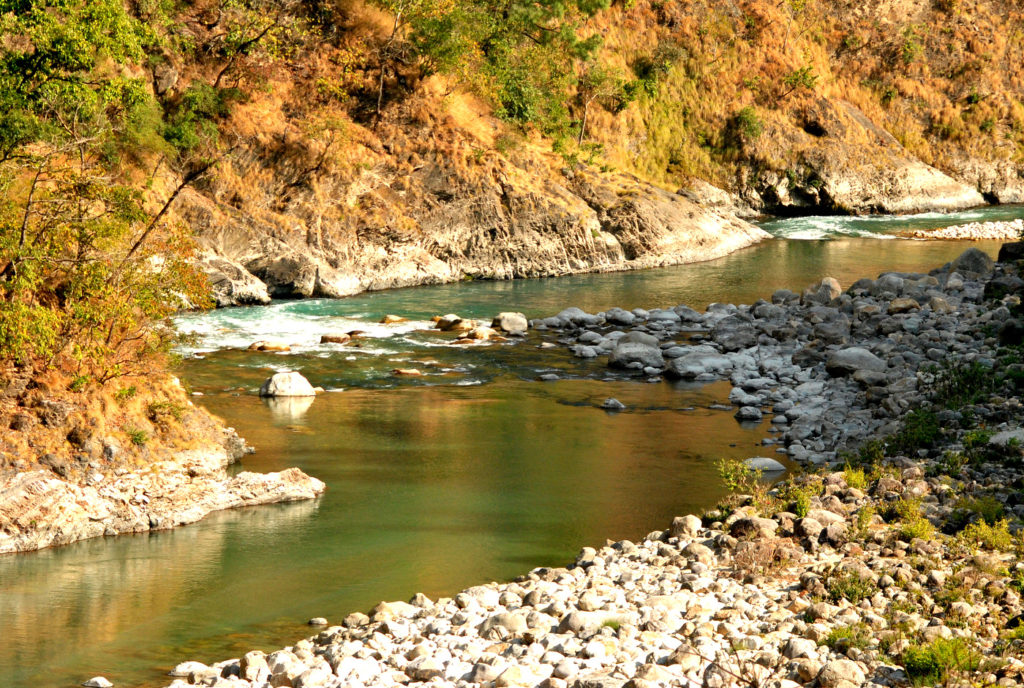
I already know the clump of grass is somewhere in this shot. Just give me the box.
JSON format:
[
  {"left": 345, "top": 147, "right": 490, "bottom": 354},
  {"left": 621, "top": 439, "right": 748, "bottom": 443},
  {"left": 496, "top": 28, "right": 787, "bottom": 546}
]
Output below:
[
  {"left": 125, "top": 427, "right": 148, "bottom": 447},
  {"left": 901, "top": 638, "right": 980, "bottom": 686},
  {"left": 827, "top": 571, "right": 877, "bottom": 604},
  {"left": 958, "top": 519, "right": 1015, "bottom": 550},
  {"left": 148, "top": 400, "right": 186, "bottom": 426},
  {"left": 843, "top": 465, "right": 868, "bottom": 490},
  {"left": 115, "top": 385, "right": 138, "bottom": 403},
  {"left": 822, "top": 623, "right": 872, "bottom": 652}
]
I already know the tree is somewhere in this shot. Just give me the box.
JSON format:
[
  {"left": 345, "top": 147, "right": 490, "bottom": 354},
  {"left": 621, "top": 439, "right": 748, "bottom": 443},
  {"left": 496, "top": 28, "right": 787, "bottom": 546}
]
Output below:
[{"left": 0, "top": 0, "right": 211, "bottom": 378}]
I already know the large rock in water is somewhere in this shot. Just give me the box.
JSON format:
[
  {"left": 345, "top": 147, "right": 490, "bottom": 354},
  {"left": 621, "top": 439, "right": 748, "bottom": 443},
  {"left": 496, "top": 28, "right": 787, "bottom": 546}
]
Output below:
[
  {"left": 608, "top": 332, "right": 664, "bottom": 369},
  {"left": 492, "top": 312, "right": 528, "bottom": 335},
  {"left": 825, "top": 347, "right": 886, "bottom": 377},
  {"left": 259, "top": 371, "right": 316, "bottom": 397}
]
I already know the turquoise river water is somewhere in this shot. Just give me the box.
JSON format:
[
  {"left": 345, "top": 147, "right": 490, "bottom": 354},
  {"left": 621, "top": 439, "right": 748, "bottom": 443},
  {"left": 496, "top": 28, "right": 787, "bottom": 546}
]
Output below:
[{"left": 2, "top": 207, "right": 1023, "bottom": 687}]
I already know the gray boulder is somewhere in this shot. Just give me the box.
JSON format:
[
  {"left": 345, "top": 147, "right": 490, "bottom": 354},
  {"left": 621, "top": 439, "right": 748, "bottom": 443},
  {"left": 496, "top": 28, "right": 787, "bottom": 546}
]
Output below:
[
  {"left": 711, "top": 315, "right": 756, "bottom": 351},
  {"left": 609, "top": 340, "right": 664, "bottom": 369},
  {"left": 556, "top": 307, "right": 605, "bottom": 328},
  {"left": 744, "top": 457, "right": 786, "bottom": 472},
  {"left": 825, "top": 347, "right": 886, "bottom": 377},
  {"left": 951, "top": 247, "right": 994, "bottom": 277},
  {"left": 492, "top": 312, "right": 528, "bottom": 335}
]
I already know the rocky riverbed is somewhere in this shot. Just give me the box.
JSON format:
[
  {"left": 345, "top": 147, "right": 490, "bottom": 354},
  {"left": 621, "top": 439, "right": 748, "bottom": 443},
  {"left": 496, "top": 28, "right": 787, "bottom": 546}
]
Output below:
[
  {"left": 899, "top": 219, "right": 1024, "bottom": 241},
  {"left": 154, "top": 245, "right": 1024, "bottom": 688}
]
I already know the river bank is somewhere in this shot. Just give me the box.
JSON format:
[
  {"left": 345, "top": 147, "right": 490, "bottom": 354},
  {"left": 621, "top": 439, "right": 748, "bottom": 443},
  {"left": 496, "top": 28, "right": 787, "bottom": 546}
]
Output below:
[
  {"left": 0, "top": 376, "right": 325, "bottom": 555},
  {"left": 152, "top": 246, "right": 1024, "bottom": 688}
]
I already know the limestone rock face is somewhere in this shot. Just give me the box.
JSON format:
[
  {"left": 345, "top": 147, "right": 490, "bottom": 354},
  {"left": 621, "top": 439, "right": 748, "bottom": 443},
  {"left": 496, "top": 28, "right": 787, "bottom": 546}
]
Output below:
[
  {"left": 0, "top": 451, "right": 325, "bottom": 554},
  {"left": 739, "top": 98, "right": 985, "bottom": 214},
  {"left": 196, "top": 253, "right": 271, "bottom": 307},
  {"left": 259, "top": 372, "right": 316, "bottom": 398},
  {"left": 182, "top": 163, "right": 768, "bottom": 308}
]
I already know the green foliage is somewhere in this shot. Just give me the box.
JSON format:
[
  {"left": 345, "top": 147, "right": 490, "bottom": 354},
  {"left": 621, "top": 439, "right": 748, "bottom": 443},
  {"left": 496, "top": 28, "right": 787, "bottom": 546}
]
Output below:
[
  {"left": 926, "top": 360, "right": 998, "bottom": 409},
  {"left": 958, "top": 518, "right": 1015, "bottom": 550},
  {"left": 887, "top": 408, "right": 941, "bottom": 455},
  {"left": 717, "top": 457, "right": 760, "bottom": 492},
  {"left": 163, "top": 83, "right": 241, "bottom": 152},
  {"left": 827, "top": 571, "right": 877, "bottom": 603},
  {"left": 782, "top": 66, "right": 817, "bottom": 95},
  {"left": 148, "top": 400, "right": 186, "bottom": 425},
  {"left": 398, "top": 0, "right": 613, "bottom": 146},
  {"left": 843, "top": 466, "right": 867, "bottom": 490},
  {"left": 0, "top": 0, "right": 212, "bottom": 377},
  {"left": 822, "top": 623, "right": 872, "bottom": 651},
  {"left": 902, "top": 638, "right": 980, "bottom": 686},
  {"left": 955, "top": 495, "right": 1005, "bottom": 525},
  {"left": 730, "top": 106, "right": 763, "bottom": 144},
  {"left": 125, "top": 427, "right": 149, "bottom": 446},
  {"left": 115, "top": 385, "right": 138, "bottom": 402},
  {"left": 886, "top": 497, "right": 936, "bottom": 541}
]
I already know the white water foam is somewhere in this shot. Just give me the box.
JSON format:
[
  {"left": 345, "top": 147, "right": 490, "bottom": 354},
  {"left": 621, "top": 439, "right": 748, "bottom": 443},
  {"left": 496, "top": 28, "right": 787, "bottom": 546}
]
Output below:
[{"left": 174, "top": 301, "right": 436, "bottom": 355}]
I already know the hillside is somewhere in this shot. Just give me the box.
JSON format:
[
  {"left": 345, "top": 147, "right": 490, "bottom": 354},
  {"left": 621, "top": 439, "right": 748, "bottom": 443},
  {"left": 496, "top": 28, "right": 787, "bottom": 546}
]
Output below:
[{"left": 147, "top": 0, "right": 1024, "bottom": 303}]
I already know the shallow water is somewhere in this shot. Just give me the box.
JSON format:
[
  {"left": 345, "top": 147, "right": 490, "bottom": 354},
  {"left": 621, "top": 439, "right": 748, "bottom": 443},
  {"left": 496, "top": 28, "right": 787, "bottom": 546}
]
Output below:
[{"left": 1, "top": 207, "right": 1022, "bottom": 688}]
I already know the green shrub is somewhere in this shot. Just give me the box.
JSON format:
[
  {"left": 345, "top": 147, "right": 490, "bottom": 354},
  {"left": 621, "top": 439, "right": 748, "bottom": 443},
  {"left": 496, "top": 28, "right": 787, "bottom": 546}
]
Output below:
[
  {"left": 823, "top": 623, "right": 872, "bottom": 651},
  {"left": 902, "top": 638, "right": 980, "bottom": 686},
  {"left": 843, "top": 466, "right": 867, "bottom": 490},
  {"left": 717, "top": 457, "right": 760, "bottom": 492},
  {"left": 125, "top": 427, "right": 148, "bottom": 446},
  {"left": 959, "top": 519, "right": 1015, "bottom": 550},
  {"left": 828, "top": 571, "right": 877, "bottom": 603},
  {"left": 887, "top": 409, "right": 941, "bottom": 455},
  {"left": 955, "top": 496, "right": 1005, "bottom": 525}
]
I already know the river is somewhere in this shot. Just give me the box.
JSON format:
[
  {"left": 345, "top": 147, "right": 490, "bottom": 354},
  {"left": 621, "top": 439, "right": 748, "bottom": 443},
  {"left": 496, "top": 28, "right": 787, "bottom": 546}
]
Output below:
[{"left": 1, "top": 209, "right": 1022, "bottom": 687}]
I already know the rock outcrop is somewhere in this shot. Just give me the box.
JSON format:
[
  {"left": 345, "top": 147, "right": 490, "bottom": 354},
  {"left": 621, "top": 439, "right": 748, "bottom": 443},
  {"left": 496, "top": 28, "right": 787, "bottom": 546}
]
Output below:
[
  {"left": 184, "top": 160, "right": 769, "bottom": 306},
  {"left": 739, "top": 99, "right": 985, "bottom": 215},
  {"left": 0, "top": 433, "right": 325, "bottom": 554}
]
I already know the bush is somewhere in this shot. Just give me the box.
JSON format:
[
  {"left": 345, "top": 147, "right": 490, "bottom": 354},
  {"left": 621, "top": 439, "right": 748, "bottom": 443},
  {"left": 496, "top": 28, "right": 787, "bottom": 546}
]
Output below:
[
  {"left": 958, "top": 519, "right": 1015, "bottom": 550},
  {"left": 828, "top": 571, "right": 877, "bottom": 603},
  {"left": 733, "top": 106, "right": 763, "bottom": 141},
  {"left": 843, "top": 466, "right": 867, "bottom": 490},
  {"left": 902, "top": 638, "right": 980, "bottom": 686},
  {"left": 823, "top": 623, "right": 872, "bottom": 651},
  {"left": 887, "top": 409, "right": 941, "bottom": 455}
]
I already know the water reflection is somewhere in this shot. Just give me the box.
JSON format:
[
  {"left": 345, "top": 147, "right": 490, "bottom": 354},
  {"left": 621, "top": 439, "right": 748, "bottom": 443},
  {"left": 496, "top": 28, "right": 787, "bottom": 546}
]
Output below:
[
  {"left": 0, "top": 500, "right": 319, "bottom": 686},
  {"left": 263, "top": 395, "right": 316, "bottom": 421}
]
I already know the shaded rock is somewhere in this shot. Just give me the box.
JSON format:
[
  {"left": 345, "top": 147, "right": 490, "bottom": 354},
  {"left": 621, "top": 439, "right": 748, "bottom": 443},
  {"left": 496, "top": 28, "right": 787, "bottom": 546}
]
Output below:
[
  {"left": 825, "top": 347, "right": 886, "bottom": 376},
  {"left": 711, "top": 315, "right": 756, "bottom": 352},
  {"left": 950, "top": 247, "right": 994, "bottom": 277}
]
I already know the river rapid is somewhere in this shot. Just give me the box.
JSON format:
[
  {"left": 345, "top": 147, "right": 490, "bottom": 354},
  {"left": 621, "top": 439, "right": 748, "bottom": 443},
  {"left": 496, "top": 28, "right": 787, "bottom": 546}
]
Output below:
[{"left": 1, "top": 209, "right": 1022, "bottom": 688}]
